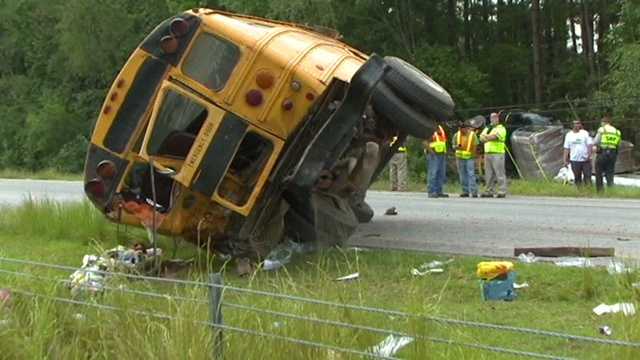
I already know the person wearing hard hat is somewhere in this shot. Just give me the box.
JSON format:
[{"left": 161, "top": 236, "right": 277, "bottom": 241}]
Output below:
[
  {"left": 452, "top": 121, "right": 479, "bottom": 197},
  {"left": 479, "top": 112, "right": 507, "bottom": 198},
  {"left": 389, "top": 136, "right": 408, "bottom": 191},
  {"left": 423, "top": 125, "right": 449, "bottom": 198},
  {"left": 593, "top": 112, "right": 622, "bottom": 192}
]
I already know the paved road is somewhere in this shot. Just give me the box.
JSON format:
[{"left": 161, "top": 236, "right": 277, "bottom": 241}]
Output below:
[
  {"left": 0, "top": 179, "right": 84, "bottom": 205},
  {"left": 351, "top": 191, "right": 640, "bottom": 259},
  {"left": 1, "top": 179, "right": 639, "bottom": 258}
]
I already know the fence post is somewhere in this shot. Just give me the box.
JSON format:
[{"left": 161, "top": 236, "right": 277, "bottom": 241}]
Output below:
[{"left": 209, "top": 272, "right": 224, "bottom": 359}]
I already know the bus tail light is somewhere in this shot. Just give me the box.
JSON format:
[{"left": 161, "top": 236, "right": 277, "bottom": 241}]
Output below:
[
  {"left": 85, "top": 179, "right": 106, "bottom": 200},
  {"left": 160, "top": 35, "right": 179, "bottom": 54},
  {"left": 256, "top": 71, "right": 275, "bottom": 89},
  {"left": 246, "top": 89, "right": 263, "bottom": 107},
  {"left": 170, "top": 18, "right": 190, "bottom": 37},
  {"left": 96, "top": 160, "right": 117, "bottom": 179}
]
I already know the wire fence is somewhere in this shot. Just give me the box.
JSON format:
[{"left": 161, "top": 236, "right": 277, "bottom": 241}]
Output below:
[{"left": 1, "top": 255, "right": 639, "bottom": 359}]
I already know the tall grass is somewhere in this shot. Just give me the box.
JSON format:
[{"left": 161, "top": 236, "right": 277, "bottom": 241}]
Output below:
[{"left": 0, "top": 168, "right": 82, "bottom": 181}]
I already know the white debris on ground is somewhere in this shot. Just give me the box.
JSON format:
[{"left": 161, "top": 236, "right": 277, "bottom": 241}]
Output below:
[
  {"left": 261, "top": 240, "right": 316, "bottom": 271},
  {"left": 335, "top": 272, "right": 359, "bottom": 281},
  {"left": 369, "top": 334, "right": 414, "bottom": 357},
  {"left": 514, "top": 282, "right": 530, "bottom": 289},
  {"left": 68, "top": 245, "right": 162, "bottom": 296},
  {"left": 593, "top": 303, "right": 636, "bottom": 316},
  {"left": 552, "top": 257, "right": 593, "bottom": 268},
  {"left": 411, "top": 259, "right": 453, "bottom": 276},
  {"left": 517, "top": 252, "right": 537, "bottom": 263}
]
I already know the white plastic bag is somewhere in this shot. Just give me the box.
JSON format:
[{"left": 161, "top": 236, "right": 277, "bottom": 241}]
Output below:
[{"left": 553, "top": 165, "right": 574, "bottom": 184}]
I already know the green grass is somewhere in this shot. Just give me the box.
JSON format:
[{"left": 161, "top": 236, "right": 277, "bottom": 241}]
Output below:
[
  {"left": 372, "top": 178, "right": 640, "bottom": 198},
  {"left": 0, "top": 168, "right": 82, "bottom": 181},
  {"left": 1, "top": 200, "right": 639, "bottom": 359}
]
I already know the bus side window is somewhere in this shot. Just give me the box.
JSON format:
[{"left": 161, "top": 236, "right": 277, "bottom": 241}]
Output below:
[{"left": 217, "top": 132, "right": 273, "bottom": 206}]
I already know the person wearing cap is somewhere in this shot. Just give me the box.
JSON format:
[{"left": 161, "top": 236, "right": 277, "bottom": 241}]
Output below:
[
  {"left": 423, "top": 125, "right": 448, "bottom": 198},
  {"left": 389, "top": 136, "right": 408, "bottom": 191},
  {"left": 479, "top": 112, "right": 507, "bottom": 198},
  {"left": 563, "top": 119, "right": 593, "bottom": 186},
  {"left": 593, "top": 113, "right": 622, "bottom": 192},
  {"left": 452, "top": 122, "right": 479, "bottom": 197}
]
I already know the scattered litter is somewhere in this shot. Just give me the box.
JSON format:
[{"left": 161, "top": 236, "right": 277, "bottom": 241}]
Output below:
[
  {"left": 616, "top": 237, "right": 632, "bottom": 242},
  {"left": 271, "top": 321, "right": 285, "bottom": 329},
  {"left": 554, "top": 165, "right": 575, "bottom": 184},
  {"left": 68, "top": 245, "right": 162, "bottom": 296},
  {"left": 552, "top": 257, "right": 592, "bottom": 268},
  {"left": 514, "top": 282, "right": 529, "bottom": 289},
  {"left": 262, "top": 240, "right": 316, "bottom": 271},
  {"left": 335, "top": 272, "right": 359, "bottom": 281},
  {"left": 477, "top": 261, "right": 514, "bottom": 280},
  {"left": 517, "top": 252, "right": 537, "bottom": 263},
  {"left": 349, "top": 247, "right": 369, "bottom": 252},
  {"left": 411, "top": 268, "right": 444, "bottom": 276},
  {"left": 607, "top": 260, "right": 631, "bottom": 274},
  {"left": 384, "top": 207, "right": 398, "bottom": 215},
  {"left": 599, "top": 325, "right": 613, "bottom": 336},
  {"left": 73, "top": 313, "right": 86, "bottom": 321},
  {"left": 369, "top": 334, "right": 414, "bottom": 357},
  {"left": 593, "top": 303, "right": 636, "bottom": 316}
]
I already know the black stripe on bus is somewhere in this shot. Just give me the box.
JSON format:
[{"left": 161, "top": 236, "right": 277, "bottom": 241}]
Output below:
[
  {"left": 104, "top": 57, "right": 168, "bottom": 153},
  {"left": 192, "top": 113, "right": 248, "bottom": 197}
]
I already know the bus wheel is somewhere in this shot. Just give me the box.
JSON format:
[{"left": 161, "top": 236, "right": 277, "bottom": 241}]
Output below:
[
  {"left": 371, "top": 83, "right": 436, "bottom": 139},
  {"left": 383, "top": 56, "right": 455, "bottom": 121}
]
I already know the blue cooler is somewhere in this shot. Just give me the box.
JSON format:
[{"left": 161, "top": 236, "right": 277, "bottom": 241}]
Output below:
[{"left": 481, "top": 272, "right": 516, "bottom": 301}]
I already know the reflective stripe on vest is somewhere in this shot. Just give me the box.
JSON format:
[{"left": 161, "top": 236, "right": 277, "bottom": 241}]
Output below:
[
  {"left": 481, "top": 124, "right": 506, "bottom": 154},
  {"left": 455, "top": 130, "right": 475, "bottom": 159},
  {"left": 392, "top": 136, "right": 407, "bottom": 152},
  {"left": 429, "top": 126, "right": 447, "bottom": 154},
  {"left": 599, "top": 125, "right": 621, "bottom": 149}
]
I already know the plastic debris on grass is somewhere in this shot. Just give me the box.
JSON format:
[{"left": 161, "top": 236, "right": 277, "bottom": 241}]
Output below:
[
  {"left": 607, "top": 260, "right": 632, "bottom": 274},
  {"left": 514, "top": 282, "right": 529, "bottom": 289},
  {"left": 411, "top": 268, "right": 444, "bottom": 276},
  {"left": 599, "top": 325, "right": 613, "bottom": 336},
  {"left": 517, "top": 252, "right": 537, "bottom": 263},
  {"left": 262, "top": 240, "right": 316, "bottom": 271},
  {"left": 593, "top": 303, "right": 636, "bottom": 316},
  {"left": 68, "top": 245, "right": 162, "bottom": 296},
  {"left": 335, "top": 272, "right": 359, "bottom": 281},
  {"left": 369, "top": 334, "right": 414, "bottom": 357},
  {"left": 552, "top": 257, "right": 593, "bottom": 268},
  {"left": 411, "top": 259, "right": 453, "bottom": 276}
]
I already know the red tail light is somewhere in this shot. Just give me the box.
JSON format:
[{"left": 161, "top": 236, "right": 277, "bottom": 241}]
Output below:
[
  {"left": 246, "top": 89, "right": 263, "bottom": 107},
  {"left": 170, "top": 18, "right": 190, "bottom": 37},
  {"left": 96, "top": 160, "right": 117, "bottom": 179},
  {"left": 256, "top": 71, "right": 275, "bottom": 89},
  {"left": 85, "top": 179, "right": 106, "bottom": 200}
]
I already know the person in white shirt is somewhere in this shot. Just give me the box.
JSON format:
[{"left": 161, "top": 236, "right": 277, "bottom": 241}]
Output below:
[{"left": 563, "top": 120, "right": 593, "bottom": 186}]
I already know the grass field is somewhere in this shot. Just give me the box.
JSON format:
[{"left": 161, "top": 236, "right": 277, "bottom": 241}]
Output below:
[
  {"left": 0, "top": 168, "right": 82, "bottom": 181},
  {"left": 0, "top": 200, "right": 639, "bottom": 359}
]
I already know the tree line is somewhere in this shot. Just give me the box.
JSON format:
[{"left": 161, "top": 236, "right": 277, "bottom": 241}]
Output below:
[{"left": 0, "top": 0, "right": 637, "bottom": 172}]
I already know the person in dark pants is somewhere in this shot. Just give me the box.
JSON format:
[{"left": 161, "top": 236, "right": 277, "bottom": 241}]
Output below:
[
  {"left": 593, "top": 114, "right": 621, "bottom": 192},
  {"left": 424, "top": 125, "right": 448, "bottom": 198},
  {"left": 563, "top": 120, "right": 592, "bottom": 186}
]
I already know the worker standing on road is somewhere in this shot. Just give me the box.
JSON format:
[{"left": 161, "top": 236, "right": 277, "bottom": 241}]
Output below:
[
  {"left": 424, "top": 125, "right": 448, "bottom": 198},
  {"left": 479, "top": 112, "right": 507, "bottom": 198},
  {"left": 453, "top": 122, "right": 479, "bottom": 197},
  {"left": 593, "top": 113, "right": 622, "bottom": 192},
  {"left": 563, "top": 120, "right": 593, "bottom": 187},
  {"left": 389, "top": 136, "right": 408, "bottom": 191}
]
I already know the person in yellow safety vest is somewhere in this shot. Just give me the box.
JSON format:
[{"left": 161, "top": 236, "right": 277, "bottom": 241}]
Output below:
[
  {"left": 479, "top": 112, "right": 507, "bottom": 198},
  {"left": 453, "top": 122, "right": 479, "bottom": 197},
  {"left": 423, "top": 125, "right": 448, "bottom": 198},
  {"left": 593, "top": 112, "right": 622, "bottom": 192},
  {"left": 389, "top": 136, "right": 408, "bottom": 191}
]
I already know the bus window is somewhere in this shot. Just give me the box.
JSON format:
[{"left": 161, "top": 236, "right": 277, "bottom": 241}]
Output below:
[
  {"left": 182, "top": 32, "right": 240, "bottom": 91},
  {"left": 146, "top": 90, "right": 207, "bottom": 159},
  {"left": 217, "top": 132, "right": 273, "bottom": 206}
]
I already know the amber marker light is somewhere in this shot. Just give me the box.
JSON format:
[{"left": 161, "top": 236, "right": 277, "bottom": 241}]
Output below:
[
  {"left": 256, "top": 71, "right": 275, "bottom": 89},
  {"left": 96, "top": 160, "right": 117, "bottom": 179},
  {"left": 103, "top": 105, "right": 112, "bottom": 115},
  {"left": 160, "top": 35, "right": 179, "bottom": 54}
]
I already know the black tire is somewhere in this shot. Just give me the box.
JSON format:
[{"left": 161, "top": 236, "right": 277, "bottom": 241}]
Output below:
[
  {"left": 383, "top": 56, "right": 455, "bottom": 120},
  {"left": 372, "top": 83, "right": 436, "bottom": 139}
]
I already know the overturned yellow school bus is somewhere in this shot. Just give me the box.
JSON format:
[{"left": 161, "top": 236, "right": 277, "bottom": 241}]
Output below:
[{"left": 84, "top": 9, "right": 454, "bottom": 262}]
